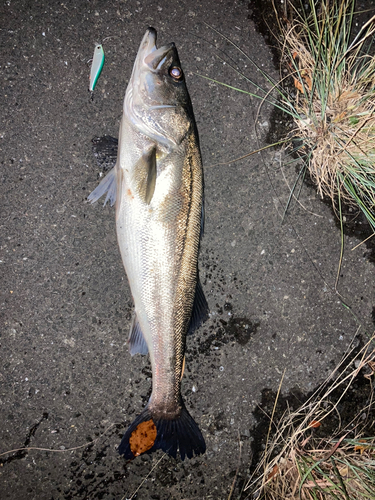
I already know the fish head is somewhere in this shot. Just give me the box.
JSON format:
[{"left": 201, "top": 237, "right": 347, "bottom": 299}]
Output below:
[{"left": 125, "top": 28, "right": 194, "bottom": 148}]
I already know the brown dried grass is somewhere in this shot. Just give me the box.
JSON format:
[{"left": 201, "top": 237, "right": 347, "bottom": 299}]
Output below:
[
  {"left": 245, "top": 335, "right": 375, "bottom": 500},
  {"left": 279, "top": 0, "right": 375, "bottom": 228}
]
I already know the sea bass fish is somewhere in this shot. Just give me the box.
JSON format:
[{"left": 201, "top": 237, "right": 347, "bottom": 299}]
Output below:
[{"left": 88, "top": 28, "right": 207, "bottom": 460}]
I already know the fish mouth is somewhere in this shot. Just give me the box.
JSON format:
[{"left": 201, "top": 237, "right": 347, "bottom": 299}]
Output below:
[{"left": 139, "top": 27, "right": 175, "bottom": 71}]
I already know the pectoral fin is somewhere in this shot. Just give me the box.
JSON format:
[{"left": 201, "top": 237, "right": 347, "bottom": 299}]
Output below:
[
  {"left": 88, "top": 166, "right": 117, "bottom": 206},
  {"left": 133, "top": 147, "right": 157, "bottom": 204}
]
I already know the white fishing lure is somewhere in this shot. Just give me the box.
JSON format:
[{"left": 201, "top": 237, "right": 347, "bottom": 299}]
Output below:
[{"left": 89, "top": 44, "right": 105, "bottom": 92}]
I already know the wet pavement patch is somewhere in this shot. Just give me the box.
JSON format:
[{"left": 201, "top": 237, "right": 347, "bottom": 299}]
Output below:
[
  {"left": 330, "top": 199, "right": 375, "bottom": 263},
  {"left": 92, "top": 136, "right": 118, "bottom": 173},
  {"left": 247, "top": 0, "right": 281, "bottom": 67},
  {"left": 196, "top": 313, "right": 259, "bottom": 354},
  {"left": 63, "top": 425, "right": 126, "bottom": 500},
  {"left": 221, "top": 316, "right": 259, "bottom": 346}
]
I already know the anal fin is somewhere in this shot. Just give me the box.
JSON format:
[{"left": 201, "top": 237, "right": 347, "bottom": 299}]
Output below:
[{"left": 128, "top": 314, "right": 148, "bottom": 356}]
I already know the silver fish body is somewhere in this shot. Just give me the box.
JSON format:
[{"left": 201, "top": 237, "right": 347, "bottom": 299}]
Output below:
[{"left": 88, "top": 28, "right": 207, "bottom": 460}]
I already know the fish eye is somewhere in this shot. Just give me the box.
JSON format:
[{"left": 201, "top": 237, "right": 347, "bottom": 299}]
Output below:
[{"left": 169, "top": 67, "right": 183, "bottom": 80}]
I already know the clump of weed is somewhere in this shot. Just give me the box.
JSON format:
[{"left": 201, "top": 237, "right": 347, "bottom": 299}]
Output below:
[
  {"left": 279, "top": 0, "right": 375, "bottom": 230},
  {"left": 201, "top": 1, "right": 375, "bottom": 233},
  {"left": 245, "top": 336, "right": 375, "bottom": 500}
]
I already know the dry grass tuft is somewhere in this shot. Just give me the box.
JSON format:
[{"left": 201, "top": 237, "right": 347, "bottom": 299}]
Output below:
[
  {"left": 279, "top": 0, "right": 375, "bottom": 229},
  {"left": 245, "top": 335, "right": 375, "bottom": 500}
]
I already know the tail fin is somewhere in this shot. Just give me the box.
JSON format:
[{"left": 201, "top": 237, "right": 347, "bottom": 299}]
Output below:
[{"left": 118, "top": 404, "right": 206, "bottom": 461}]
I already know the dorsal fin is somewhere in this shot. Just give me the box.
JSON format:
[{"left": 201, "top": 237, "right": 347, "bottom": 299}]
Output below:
[{"left": 188, "top": 278, "right": 209, "bottom": 335}]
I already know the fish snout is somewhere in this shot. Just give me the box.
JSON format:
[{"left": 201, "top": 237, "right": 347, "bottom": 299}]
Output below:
[
  {"left": 137, "top": 27, "right": 157, "bottom": 61},
  {"left": 138, "top": 28, "right": 175, "bottom": 72}
]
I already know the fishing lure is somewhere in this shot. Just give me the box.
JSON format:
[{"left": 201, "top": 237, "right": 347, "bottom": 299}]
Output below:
[{"left": 89, "top": 44, "right": 105, "bottom": 92}]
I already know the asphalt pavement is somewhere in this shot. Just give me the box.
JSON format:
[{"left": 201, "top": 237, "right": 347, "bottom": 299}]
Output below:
[{"left": 1, "top": 0, "right": 374, "bottom": 498}]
